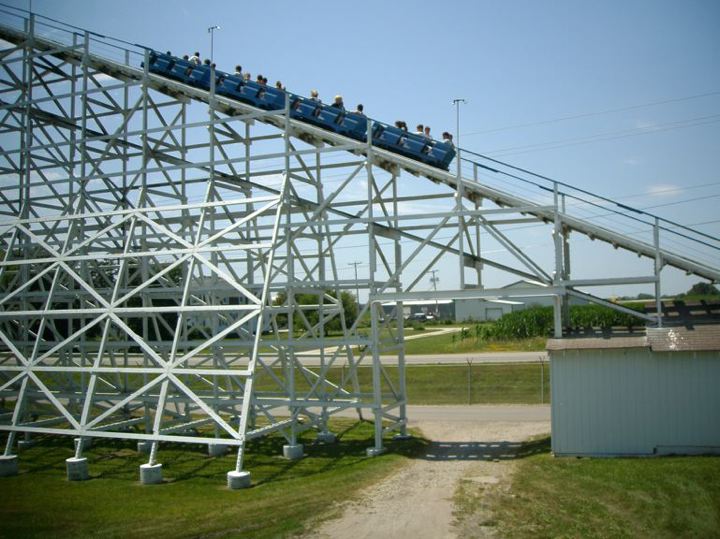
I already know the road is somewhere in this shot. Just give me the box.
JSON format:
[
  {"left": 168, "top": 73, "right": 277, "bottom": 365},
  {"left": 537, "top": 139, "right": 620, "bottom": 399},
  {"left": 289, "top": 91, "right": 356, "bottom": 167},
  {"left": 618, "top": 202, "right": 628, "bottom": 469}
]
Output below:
[
  {"left": 405, "top": 403, "right": 550, "bottom": 422},
  {"left": 333, "top": 403, "right": 551, "bottom": 423},
  {"left": 294, "top": 351, "right": 548, "bottom": 366},
  {"left": 398, "top": 351, "right": 547, "bottom": 365}
]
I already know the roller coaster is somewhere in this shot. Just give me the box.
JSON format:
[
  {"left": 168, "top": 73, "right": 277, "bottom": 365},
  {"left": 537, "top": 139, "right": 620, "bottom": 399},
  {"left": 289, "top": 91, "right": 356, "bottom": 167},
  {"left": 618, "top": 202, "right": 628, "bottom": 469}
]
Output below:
[
  {"left": 146, "top": 51, "right": 456, "bottom": 170},
  {"left": 0, "top": 5, "right": 718, "bottom": 488}
]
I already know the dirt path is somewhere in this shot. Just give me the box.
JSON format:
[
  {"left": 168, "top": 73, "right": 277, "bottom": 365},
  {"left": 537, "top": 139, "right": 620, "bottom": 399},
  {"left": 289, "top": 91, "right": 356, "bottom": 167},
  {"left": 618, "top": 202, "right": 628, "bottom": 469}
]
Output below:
[{"left": 309, "top": 409, "right": 551, "bottom": 539}]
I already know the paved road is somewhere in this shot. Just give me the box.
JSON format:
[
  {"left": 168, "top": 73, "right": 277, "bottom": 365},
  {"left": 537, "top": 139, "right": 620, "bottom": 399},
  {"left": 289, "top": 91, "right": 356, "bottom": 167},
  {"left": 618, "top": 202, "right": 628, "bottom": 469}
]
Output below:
[
  {"left": 399, "top": 351, "right": 547, "bottom": 365},
  {"left": 333, "top": 404, "right": 550, "bottom": 423},
  {"left": 294, "top": 351, "right": 547, "bottom": 366},
  {"left": 406, "top": 404, "right": 550, "bottom": 423}
]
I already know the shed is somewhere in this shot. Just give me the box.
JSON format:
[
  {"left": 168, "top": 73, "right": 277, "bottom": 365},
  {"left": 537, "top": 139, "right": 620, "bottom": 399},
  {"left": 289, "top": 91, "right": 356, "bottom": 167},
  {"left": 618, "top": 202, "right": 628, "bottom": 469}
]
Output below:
[
  {"left": 454, "top": 298, "right": 522, "bottom": 322},
  {"left": 548, "top": 325, "right": 720, "bottom": 456}
]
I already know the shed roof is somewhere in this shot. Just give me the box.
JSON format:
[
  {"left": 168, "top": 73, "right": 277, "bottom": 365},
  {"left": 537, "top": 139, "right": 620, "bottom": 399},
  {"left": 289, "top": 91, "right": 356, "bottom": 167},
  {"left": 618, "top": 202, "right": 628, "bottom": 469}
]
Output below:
[
  {"left": 547, "top": 325, "right": 720, "bottom": 352},
  {"left": 646, "top": 325, "right": 720, "bottom": 352}
]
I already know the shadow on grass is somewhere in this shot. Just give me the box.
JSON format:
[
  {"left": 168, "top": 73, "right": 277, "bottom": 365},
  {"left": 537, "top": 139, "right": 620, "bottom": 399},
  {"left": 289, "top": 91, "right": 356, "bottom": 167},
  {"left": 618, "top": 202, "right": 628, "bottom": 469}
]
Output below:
[
  {"left": 413, "top": 436, "right": 550, "bottom": 461},
  {"left": 9, "top": 420, "right": 431, "bottom": 486}
]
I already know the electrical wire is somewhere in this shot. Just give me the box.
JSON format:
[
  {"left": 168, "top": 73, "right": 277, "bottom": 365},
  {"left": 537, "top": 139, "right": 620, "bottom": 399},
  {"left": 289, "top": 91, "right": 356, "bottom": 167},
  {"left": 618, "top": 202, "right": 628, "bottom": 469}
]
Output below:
[
  {"left": 484, "top": 114, "right": 720, "bottom": 157},
  {"left": 462, "top": 90, "right": 720, "bottom": 137}
]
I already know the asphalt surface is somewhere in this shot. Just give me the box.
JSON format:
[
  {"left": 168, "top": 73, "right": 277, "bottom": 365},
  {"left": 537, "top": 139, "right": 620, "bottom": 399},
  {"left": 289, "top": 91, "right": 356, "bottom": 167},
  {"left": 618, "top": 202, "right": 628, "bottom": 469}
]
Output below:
[
  {"left": 396, "top": 351, "right": 547, "bottom": 365},
  {"left": 333, "top": 404, "right": 551, "bottom": 423},
  {"left": 294, "top": 351, "right": 548, "bottom": 366},
  {"left": 406, "top": 404, "right": 550, "bottom": 423}
]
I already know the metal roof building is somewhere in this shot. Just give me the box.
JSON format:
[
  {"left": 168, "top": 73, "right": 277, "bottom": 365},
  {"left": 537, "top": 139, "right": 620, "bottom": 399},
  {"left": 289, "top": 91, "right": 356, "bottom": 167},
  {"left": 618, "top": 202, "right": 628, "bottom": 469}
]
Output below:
[{"left": 548, "top": 325, "right": 720, "bottom": 456}]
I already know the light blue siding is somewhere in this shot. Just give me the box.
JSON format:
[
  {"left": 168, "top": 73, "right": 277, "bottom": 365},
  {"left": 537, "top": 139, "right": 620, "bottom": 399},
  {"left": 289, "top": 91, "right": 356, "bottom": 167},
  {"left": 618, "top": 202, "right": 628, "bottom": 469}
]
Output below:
[{"left": 551, "top": 348, "right": 720, "bottom": 456}]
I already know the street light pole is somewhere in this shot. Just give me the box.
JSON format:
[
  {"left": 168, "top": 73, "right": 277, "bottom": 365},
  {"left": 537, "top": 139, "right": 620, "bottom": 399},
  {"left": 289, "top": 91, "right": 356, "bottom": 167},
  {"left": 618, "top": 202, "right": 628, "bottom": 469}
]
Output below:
[
  {"left": 208, "top": 25, "right": 220, "bottom": 62},
  {"left": 429, "top": 269, "right": 440, "bottom": 317},
  {"left": 452, "top": 98, "right": 467, "bottom": 290}
]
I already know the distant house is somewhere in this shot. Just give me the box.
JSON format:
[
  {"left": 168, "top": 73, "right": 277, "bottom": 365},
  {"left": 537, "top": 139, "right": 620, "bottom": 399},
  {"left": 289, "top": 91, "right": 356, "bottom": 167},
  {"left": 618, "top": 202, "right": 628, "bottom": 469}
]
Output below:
[
  {"left": 380, "top": 280, "right": 592, "bottom": 323},
  {"left": 453, "top": 280, "right": 590, "bottom": 322},
  {"left": 499, "top": 280, "right": 589, "bottom": 308},
  {"left": 381, "top": 300, "right": 454, "bottom": 320},
  {"left": 453, "top": 298, "right": 523, "bottom": 322}
]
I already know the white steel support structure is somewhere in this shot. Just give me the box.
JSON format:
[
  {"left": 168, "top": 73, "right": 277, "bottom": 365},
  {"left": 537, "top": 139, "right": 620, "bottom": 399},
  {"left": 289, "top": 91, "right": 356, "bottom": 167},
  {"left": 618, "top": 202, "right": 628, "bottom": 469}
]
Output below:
[{"left": 0, "top": 7, "right": 719, "bottom": 486}]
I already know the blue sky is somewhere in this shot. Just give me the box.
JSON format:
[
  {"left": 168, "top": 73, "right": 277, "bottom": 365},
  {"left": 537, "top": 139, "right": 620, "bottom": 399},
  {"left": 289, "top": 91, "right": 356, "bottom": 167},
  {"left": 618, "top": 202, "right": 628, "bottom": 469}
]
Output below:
[{"left": 3, "top": 0, "right": 719, "bottom": 295}]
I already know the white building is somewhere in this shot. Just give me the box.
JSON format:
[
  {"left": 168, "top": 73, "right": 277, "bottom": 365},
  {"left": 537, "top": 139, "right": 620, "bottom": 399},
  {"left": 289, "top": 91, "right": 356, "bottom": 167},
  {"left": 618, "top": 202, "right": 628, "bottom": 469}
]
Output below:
[
  {"left": 548, "top": 325, "right": 720, "bottom": 456},
  {"left": 453, "top": 298, "right": 523, "bottom": 322}
]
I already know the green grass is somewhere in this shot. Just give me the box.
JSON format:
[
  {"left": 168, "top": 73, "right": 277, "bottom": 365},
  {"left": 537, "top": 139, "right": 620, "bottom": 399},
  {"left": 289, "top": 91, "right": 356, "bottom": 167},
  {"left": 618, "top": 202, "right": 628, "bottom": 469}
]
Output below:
[
  {"left": 0, "top": 420, "right": 425, "bottom": 539},
  {"left": 252, "top": 364, "right": 550, "bottom": 405},
  {"left": 405, "top": 364, "right": 550, "bottom": 405},
  {"left": 403, "top": 332, "right": 547, "bottom": 355},
  {"left": 457, "top": 439, "right": 720, "bottom": 538}
]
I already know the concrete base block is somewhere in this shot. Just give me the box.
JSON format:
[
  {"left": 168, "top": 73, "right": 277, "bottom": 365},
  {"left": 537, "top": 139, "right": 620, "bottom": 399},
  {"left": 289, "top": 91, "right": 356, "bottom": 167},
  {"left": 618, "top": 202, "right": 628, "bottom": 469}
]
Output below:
[
  {"left": 137, "top": 441, "right": 152, "bottom": 454},
  {"left": 208, "top": 443, "right": 228, "bottom": 457},
  {"left": 366, "top": 447, "right": 385, "bottom": 457},
  {"left": 17, "top": 440, "right": 35, "bottom": 450},
  {"left": 66, "top": 457, "right": 89, "bottom": 481},
  {"left": 393, "top": 433, "right": 413, "bottom": 441},
  {"left": 139, "top": 463, "right": 163, "bottom": 485},
  {"left": 0, "top": 455, "right": 18, "bottom": 477},
  {"left": 282, "top": 444, "right": 304, "bottom": 460},
  {"left": 74, "top": 437, "right": 91, "bottom": 453},
  {"left": 316, "top": 432, "right": 336, "bottom": 444},
  {"left": 227, "top": 470, "right": 251, "bottom": 489}
]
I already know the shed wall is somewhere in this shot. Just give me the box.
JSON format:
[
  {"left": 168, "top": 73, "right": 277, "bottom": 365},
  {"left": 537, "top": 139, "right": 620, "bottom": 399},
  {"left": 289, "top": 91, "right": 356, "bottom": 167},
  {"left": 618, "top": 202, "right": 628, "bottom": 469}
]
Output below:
[{"left": 550, "top": 348, "right": 720, "bottom": 456}]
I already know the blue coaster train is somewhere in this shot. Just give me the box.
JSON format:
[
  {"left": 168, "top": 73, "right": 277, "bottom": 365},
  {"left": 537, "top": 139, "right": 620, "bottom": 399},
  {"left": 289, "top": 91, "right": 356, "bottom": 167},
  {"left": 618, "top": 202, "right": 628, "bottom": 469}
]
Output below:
[{"left": 146, "top": 51, "right": 456, "bottom": 170}]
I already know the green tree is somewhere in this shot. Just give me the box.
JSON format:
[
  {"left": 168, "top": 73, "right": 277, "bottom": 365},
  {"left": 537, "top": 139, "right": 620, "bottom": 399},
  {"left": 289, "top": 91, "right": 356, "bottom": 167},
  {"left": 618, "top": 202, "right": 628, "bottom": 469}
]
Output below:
[
  {"left": 684, "top": 282, "right": 720, "bottom": 297},
  {"left": 272, "top": 290, "right": 358, "bottom": 332}
]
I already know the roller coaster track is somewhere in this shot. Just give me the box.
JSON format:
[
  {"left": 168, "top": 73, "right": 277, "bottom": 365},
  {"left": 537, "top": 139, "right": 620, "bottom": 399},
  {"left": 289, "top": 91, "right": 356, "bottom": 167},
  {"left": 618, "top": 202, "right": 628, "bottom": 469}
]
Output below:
[
  {"left": 1, "top": 22, "right": 716, "bottom": 285},
  {"left": 2, "top": 8, "right": 720, "bottom": 488}
]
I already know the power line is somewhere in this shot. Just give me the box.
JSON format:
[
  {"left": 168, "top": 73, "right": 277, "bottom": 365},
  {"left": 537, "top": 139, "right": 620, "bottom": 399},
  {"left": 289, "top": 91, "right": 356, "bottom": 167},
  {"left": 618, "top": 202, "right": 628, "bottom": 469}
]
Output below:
[
  {"left": 348, "top": 261, "right": 362, "bottom": 304},
  {"left": 614, "top": 181, "right": 720, "bottom": 202},
  {"left": 460, "top": 149, "right": 720, "bottom": 245},
  {"left": 484, "top": 113, "right": 720, "bottom": 157},
  {"left": 462, "top": 90, "right": 720, "bottom": 137}
]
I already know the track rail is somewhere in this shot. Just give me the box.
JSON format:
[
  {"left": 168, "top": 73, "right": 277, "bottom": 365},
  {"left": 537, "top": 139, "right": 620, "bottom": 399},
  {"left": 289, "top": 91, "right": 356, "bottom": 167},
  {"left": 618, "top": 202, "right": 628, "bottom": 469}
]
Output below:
[{"left": 0, "top": 21, "right": 718, "bottom": 283}]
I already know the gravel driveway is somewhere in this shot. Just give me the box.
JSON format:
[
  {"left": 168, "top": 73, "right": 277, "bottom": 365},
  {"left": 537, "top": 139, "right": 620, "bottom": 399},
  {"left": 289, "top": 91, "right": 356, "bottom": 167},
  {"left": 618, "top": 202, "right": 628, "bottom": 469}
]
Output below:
[{"left": 308, "top": 405, "right": 551, "bottom": 538}]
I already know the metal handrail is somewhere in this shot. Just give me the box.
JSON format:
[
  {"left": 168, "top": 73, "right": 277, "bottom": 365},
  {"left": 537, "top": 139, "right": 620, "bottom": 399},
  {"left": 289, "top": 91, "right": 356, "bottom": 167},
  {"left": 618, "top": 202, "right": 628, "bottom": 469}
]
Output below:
[{"left": 459, "top": 150, "right": 719, "bottom": 252}]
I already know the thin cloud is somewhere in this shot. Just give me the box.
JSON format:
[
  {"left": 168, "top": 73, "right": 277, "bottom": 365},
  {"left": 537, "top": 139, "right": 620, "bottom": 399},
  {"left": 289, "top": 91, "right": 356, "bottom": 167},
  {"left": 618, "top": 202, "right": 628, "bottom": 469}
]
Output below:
[{"left": 647, "top": 184, "right": 683, "bottom": 197}]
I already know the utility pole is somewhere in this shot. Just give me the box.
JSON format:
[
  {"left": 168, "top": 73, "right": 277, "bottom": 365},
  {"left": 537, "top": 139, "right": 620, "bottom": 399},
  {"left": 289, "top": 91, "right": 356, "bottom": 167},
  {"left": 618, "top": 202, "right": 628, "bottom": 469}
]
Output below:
[
  {"left": 208, "top": 25, "right": 220, "bottom": 62},
  {"left": 429, "top": 269, "right": 440, "bottom": 316},
  {"left": 453, "top": 98, "right": 467, "bottom": 290},
  {"left": 349, "top": 262, "right": 362, "bottom": 306}
]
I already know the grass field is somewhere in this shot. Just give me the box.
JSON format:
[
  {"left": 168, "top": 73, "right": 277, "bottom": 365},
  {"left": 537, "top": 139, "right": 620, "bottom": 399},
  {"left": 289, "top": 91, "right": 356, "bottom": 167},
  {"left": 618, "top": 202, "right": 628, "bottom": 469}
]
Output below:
[
  {"left": 0, "top": 420, "right": 424, "bottom": 539},
  {"left": 403, "top": 332, "right": 547, "bottom": 355},
  {"left": 404, "top": 364, "right": 550, "bottom": 404},
  {"left": 252, "top": 363, "right": 551, "bottom": 405},
  {"left": 455, "top": 438, "right": 720, "bottom": 538}
]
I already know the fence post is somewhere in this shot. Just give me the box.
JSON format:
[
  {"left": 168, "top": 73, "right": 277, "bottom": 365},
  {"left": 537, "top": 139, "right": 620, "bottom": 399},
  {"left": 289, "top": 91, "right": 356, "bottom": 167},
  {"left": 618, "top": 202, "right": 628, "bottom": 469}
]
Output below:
[
  {"left": 539, "top": 355, "right": 544, "bottom": 404},
  {"left": 466, "top": 358, "right": 473, "bottom": 405}
]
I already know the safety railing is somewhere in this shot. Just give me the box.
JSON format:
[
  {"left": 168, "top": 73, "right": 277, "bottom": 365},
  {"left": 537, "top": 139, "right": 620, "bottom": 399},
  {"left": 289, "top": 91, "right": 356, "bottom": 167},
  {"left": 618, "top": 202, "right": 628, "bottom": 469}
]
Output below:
[{"left": 457, "top": 149, "right": 720, "bottom": 274}]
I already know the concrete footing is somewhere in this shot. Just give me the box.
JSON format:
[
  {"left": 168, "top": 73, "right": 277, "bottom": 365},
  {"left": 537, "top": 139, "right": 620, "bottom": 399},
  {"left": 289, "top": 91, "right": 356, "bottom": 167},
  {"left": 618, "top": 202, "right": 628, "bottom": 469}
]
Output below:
[
  {"left": 393, "top": 433, "right": 413, "bottom": 441},
  {"left": 137, "top": 441, "right": 152, "bottom": 454},
  {"left": 66, "top": 457, "right": 89, "bottom": 481},
  {"left": 74, "top": 437, "right": 91, "bottom": 453},
  {"left": 366, "top": 447, "right": 384, "bottom": 457},
  {"left": 227, "top": 470, "right": 251, "bottom": 489},
  {"left": 17, "top": 440, "right": 34, "bottom": 450},
  {"left": 139, "top": 463, "right": 163, "bottom": 485},
  {"left": 208, "top": 443, "right": 228, "bottom": 457},
  {"left": 283, "top": 444, "right": 304, "bottom": 460},
  {"left": 316, "top": 431, "right": 336, "bottom": 444},
  {"left": 0, "top": 455, "right": 18, "bottom": 477}
]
